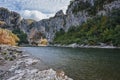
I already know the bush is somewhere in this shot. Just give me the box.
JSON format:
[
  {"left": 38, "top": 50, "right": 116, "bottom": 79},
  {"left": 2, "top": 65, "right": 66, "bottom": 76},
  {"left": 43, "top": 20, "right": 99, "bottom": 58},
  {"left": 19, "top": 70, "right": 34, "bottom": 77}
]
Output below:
[
  {"left": 0, "top": 28, "right": 19, "bottom": 45},
  {"left": 12, "top": 28, "right": 28, "bottom": 45}
]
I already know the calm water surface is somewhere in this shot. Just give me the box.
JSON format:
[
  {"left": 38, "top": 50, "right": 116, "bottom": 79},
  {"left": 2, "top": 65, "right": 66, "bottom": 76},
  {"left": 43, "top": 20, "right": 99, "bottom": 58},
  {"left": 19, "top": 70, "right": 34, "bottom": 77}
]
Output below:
[{"left": 22, "top": 47, "right": 120, "bottom": 80}]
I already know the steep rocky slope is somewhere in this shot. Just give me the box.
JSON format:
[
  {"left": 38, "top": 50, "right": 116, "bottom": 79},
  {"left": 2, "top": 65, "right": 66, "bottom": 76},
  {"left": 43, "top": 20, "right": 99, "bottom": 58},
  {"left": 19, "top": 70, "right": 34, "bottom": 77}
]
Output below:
[
  {"left": 0, "top": 7, "right": 35, "bottom": 45},
  {"left": 0, "top": 7, "right": 21, "bottom": 29},
  {"left": 28, "top": 0, "right": 120, "bottom": 43},
  {"left": 53, "top": 0, "right": 120, "bottom": 46},
  {"left": 0, "top": 7, "right": 34, "bottom": 33}
]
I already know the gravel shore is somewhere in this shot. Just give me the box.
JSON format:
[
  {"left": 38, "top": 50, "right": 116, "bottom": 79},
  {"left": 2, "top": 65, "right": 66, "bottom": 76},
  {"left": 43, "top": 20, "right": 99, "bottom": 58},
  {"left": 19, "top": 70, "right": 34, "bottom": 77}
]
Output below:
[{"left": 0, "top": 45, "right": 72, "bottom": 80}]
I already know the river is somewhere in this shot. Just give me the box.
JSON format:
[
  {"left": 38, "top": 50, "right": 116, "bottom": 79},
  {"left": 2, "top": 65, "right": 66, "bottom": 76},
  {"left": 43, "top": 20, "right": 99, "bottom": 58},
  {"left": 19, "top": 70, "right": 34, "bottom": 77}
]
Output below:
[{"left": 22, "top": 47, "right": 120, "bottom": 80}]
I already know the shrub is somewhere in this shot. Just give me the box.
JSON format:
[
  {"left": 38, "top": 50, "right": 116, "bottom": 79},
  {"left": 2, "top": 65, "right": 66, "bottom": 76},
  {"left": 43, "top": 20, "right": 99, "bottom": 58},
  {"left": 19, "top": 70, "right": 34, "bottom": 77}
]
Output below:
[{"left": 0, "top": 28, "right": 19, "bottom": 45}]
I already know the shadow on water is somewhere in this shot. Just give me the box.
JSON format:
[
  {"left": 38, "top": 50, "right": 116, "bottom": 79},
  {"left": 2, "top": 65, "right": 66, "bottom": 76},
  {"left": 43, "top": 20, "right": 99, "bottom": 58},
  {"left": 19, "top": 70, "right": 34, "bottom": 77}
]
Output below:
[{"left": 22, "top": 47, "right": 120, "bottom": 80}]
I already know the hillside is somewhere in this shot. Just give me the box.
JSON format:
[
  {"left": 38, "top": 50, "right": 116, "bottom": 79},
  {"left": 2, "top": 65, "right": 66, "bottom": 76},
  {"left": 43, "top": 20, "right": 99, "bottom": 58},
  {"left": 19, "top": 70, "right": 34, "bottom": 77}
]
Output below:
[
  {"left": 0, "top": 7, "right": 31, "bottom": 45},
  {"left": 54, "top": 9, "right": 120, "bottom": 46},
  {"left": 28, "top": 0, "right": 120, "bottom": 46},
  {"left": 0, "top": 0, "right": 120, "bottom": 46},
  {"left": 53, "top": 0, "right": 120, "bottom": 46}
]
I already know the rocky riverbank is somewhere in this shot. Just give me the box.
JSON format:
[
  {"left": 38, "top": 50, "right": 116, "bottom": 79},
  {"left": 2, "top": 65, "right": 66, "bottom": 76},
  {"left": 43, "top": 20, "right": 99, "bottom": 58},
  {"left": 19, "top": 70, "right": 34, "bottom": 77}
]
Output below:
[
  {"left": 52, "top": 43, "right": 120, "bottom": 49},
  {"left": 0, "top": 45, "right": 72, "bottom": 80}
]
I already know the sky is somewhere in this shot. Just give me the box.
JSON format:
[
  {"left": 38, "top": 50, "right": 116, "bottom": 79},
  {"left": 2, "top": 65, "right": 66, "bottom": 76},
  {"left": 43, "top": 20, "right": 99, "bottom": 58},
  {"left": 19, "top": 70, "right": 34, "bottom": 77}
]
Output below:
[{"left": 0, "top": 0, "right": 70, "bottom": 21}]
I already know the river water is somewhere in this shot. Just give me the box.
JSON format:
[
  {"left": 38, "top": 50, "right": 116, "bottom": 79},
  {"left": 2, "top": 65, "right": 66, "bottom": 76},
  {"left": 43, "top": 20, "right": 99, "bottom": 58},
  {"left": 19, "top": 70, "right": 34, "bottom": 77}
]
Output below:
[{"left": 22, "top": 47, "right": 120, "bottom": 80}]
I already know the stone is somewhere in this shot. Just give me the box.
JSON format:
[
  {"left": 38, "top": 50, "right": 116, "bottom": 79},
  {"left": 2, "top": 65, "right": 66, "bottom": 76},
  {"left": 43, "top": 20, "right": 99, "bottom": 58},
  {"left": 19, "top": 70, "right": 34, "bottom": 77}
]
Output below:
[
  {"left": 68, "top": 43, "right": 78, "bottom": 48},
  {"left": 55, "top": 10, "right": 64, "bottom": 17}
]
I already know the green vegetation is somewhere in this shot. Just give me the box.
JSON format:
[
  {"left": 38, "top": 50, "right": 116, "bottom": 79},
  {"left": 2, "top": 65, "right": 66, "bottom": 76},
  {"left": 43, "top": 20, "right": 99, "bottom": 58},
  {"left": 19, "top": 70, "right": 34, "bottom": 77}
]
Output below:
[
  {"left": 71, "top": 0, "right": 116, "bottom": 15},
  {"left": 72, "top": 1, "right": 91, "bottom": 14},
  {"left": 53, "top": 9, "right": 120, "bottom": 46},
  {"left": 12, "top": 28, "right": 28, "bottom": 45}
]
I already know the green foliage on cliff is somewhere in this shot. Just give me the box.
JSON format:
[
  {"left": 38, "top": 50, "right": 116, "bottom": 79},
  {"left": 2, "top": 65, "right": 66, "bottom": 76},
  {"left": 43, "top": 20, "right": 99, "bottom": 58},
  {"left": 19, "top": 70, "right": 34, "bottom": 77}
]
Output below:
[
  {"left": 12, "top": 28, "right": 28, "bottom": 45},
  {"left": 72, "top": 1, "right": 91, "bottom": 14},
  {"left": 71, "top": 0, "right": 116, "bottom": 15},
  {"left": 54, "top": 9, "right": 120, "bottom": 46}
]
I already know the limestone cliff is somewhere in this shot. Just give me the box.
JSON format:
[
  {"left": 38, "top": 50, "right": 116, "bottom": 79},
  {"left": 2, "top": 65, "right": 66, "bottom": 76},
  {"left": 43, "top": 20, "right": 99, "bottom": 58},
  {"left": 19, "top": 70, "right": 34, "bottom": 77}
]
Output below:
[
  {"left": 0, "top": 7, "right": 21, "bottom": 29},
  {"left": 0, "top": 7, "right": 34, "bottom": 45},
  {"left": 0, "top": 7, "right": 34, "bottom": 33},
  {"left": 28, "top": 0, "right": 120, "bottom": 43},
  {"left": 0, "top": 0, "right": 120, "bottom": 44}
]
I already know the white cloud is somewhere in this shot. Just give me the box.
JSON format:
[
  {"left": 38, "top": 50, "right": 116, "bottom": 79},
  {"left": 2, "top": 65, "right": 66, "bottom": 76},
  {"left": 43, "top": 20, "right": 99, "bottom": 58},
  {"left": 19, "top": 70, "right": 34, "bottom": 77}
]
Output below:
[
  {"left": 0, "top": 0, "right": 70, "bottom": 20},
  {"left": 21, "top": 10, "right": 48, "bottom": 21}
]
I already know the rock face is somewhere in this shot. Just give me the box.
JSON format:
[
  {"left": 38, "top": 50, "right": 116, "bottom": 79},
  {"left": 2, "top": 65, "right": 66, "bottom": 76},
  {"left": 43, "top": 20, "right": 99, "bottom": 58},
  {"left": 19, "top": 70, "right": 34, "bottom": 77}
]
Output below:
[
  {"left": 0, "top": 0, "right": 120, "bottom": 43},
  {"left": 0, "top": 7, "right": 34, "bottom": 45},
  {"left": 0, "top": 7, "right": 22, "bottom": 29},
  {"left": 0, "top": 7, "right": 33, "bottom": 34},
  {"left": 28, "top": 0, "right": 120, "bottom": 42}
]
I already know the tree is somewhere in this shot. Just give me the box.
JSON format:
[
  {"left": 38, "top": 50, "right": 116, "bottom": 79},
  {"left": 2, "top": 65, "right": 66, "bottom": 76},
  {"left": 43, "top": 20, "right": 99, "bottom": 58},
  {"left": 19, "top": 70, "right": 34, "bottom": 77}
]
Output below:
[{"left": 12, "top": 28, "right": 28, "bottom": 45}]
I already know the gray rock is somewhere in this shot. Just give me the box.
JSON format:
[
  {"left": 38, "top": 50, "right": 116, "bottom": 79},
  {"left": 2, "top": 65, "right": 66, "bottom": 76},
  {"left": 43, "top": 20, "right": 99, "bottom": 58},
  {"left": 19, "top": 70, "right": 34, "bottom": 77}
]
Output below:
[
  {"left": 0, "top": 0, "right": 120, "bottom": 44},
  {"left": 0, "top": 7, "right": 21, "bottom": 29},
  {"left": 68, "top": 43, "right": 78, "bottom": 48},
  {"left": 55, "top": 10, "right": 64, "bottom": 17}
]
